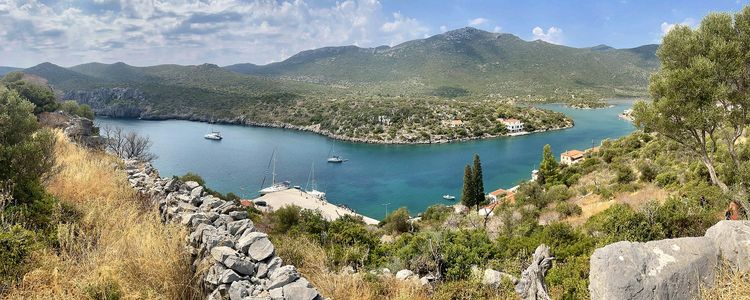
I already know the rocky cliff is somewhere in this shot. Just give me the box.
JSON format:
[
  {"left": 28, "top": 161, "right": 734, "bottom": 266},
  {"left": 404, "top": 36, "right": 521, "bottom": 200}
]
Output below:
[
  {"left": 124, "top": 160, "right": 322, "bottom": 300},
  {"left": 589, "top": 220, "right": 750, "bottom": 300},
  {"left": 63, "top": 87, "right": 147, "bottom": 118}
]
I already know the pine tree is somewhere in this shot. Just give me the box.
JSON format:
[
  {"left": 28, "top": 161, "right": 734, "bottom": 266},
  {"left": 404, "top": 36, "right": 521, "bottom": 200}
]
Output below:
[
  {"left": 472, "top": 154, "right": 485, "bottom": 211},
  {"left": 461, "top": 164, "right": 475, "bottom": 208},
  {"left": 538, "top": 144, "right": 558, "bottom": 186}
]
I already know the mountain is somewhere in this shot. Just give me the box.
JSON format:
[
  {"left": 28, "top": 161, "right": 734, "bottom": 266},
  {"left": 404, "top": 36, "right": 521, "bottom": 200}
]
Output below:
[
  {"left": 225, "top": 27, "right": 659, "bottom": 98},
  {"left": 0, "top": 66, "right": 21, "bottom": 76}
]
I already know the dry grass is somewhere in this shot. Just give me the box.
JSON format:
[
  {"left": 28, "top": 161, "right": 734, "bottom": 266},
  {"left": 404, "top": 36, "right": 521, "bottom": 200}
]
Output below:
[
  {"left": 273, "top": 234, "right": 430, "bottom": 300},
  {"left": 700, "top": 265, "right": 750, "bottom": 300},
  {"left": 565, "top": 183, "right": 670, "bottom": 226},
  {"left": 3, "top": 131, "right": 199, "bottom": 299}
]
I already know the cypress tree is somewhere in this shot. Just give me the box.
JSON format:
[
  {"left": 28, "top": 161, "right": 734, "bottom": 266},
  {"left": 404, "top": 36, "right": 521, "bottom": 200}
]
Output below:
[
  {"left": 461, "top": 164, "right": 475, "bottom": 208},
  {"left": 473, "top": 154, "right": 484, "bottom": 211},
  {"left": 539, "top": 144, "right": 558, "bottom": 185}
]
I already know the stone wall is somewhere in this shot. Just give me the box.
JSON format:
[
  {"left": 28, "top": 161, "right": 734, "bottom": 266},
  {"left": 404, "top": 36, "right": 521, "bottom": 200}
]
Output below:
[
  {"left": 589, "top": 220, "right": 750, "bottom": 300},
  {"left": 124, "top": 159, "right": 322, "bottom": 300}
]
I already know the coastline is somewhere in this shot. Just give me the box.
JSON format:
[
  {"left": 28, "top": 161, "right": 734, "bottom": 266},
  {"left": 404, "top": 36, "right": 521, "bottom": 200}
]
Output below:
[{"left": 106, "top": 114, "right": 575, "bottom": 145}]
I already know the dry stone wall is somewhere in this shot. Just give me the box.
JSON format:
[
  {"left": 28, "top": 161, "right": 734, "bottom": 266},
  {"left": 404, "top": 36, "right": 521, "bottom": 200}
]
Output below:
[{"left": 124, "top": 159, "right": 323, "bottom": 300}]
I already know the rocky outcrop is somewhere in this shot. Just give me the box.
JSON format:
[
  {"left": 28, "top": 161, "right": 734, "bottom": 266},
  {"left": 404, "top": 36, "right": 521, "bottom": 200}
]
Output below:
[
  {"left": 589, "top": 220, "right": 750, "bottom": 300},
  {"left": 64, "top": 88, "right": 147, "bottom": 118},
  {"left": 124, "top": 160, "right": 322, "bottom": 300}
]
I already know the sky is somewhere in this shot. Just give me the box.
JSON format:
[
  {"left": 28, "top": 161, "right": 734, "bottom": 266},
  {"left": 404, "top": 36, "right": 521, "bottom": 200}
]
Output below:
[{"left": 1, "top": 0, "right": 748, "bottom": 67}]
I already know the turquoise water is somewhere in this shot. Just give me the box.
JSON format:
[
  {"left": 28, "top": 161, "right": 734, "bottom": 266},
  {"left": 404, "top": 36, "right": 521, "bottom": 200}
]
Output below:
[{"left": 96, "top": 101, "right": 634, "bottom": 220}]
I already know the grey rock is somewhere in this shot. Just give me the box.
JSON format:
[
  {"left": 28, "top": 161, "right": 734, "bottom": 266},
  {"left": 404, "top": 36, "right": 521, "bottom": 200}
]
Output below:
[
  {"left": 211, "top": 246, "right": 238, "bottom": 263},
  {"left": 704, "top": 220, "right": 750, "bottom": 272},
  {"left": 225, "top": 255, "right": 256, "bottom": 276},
  {"left": 205, "top": 264, "right": 228, "bottom": 286},
  {"left": 228, "top": 219, "right": 252, "bottom": 235},
  {"left": 185, "top": 181, "right": 200, "bottom": 190},
  {"left": 419, "top": 275, "right": 435, "bottom": 286},
  {"left": 268, "top": 265, "right": 300, "bottom": 289},
  {"left": 237, "top": 232, "right": 275, "bottom": 261},
  {"left": 282, "top": 279, "right": 319, "bottom": 300},
  {"left": 191, "top": 186, "right": 204, "bottom": 199},
  {"left": 589, "top": 237, "right": 717, "bottom": 300},
  {"left": 229, "top": 210, "right": 248, "bottom": 220},
  {"left": 395, "top": 269, "right": 414, "bottom": 280},
  {"left": 482, "top": 269, "right": 517, "bottom": 287},
  {"left": 269, "top": 287, "right": 284, "bottom": 300},
  {"left": 229, "top": 280, "right": 254, "bottom": 300},
  {"left": 214, "top": 214, "right": 234, "bottom": 228},
  {"left": 219, "top": 269, "right": 243, "bottom": 284},
  {"left": 257, "top": 256, "right": 283, "bottom": 278}
]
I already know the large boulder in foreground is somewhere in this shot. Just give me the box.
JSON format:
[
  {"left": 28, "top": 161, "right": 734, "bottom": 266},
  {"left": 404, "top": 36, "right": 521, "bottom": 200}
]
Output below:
[
  {"left": 589, "top": 237, "right": 717, "bottom": 300},
  {"left": 704, "top": 220, "right": 750, "bottom": 272}
]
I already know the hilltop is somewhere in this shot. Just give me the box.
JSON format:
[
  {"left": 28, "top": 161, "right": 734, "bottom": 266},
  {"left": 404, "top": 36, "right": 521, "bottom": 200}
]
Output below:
[{"left": 226, "top": 27, "right": 659, "bottom": 99}]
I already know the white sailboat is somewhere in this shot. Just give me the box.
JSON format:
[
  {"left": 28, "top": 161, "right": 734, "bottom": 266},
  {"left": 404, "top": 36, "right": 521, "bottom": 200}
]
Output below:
[
  {"left": 259, "top": 149, "right": 290, "bottom": 195},
  {"left": 204, "top": 120, "right": 223, "bottom": 140},
  {"left": 305, "top": 162, "right": 326, "bottom": 200},
  {"left": 327, "top": 144, "right": 347, "bottom": 163}
]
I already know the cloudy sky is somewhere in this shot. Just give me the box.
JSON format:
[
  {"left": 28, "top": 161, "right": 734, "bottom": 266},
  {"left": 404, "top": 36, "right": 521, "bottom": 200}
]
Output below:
[{"left": 1, "top": 0, "right": 748, "bottom": 67}]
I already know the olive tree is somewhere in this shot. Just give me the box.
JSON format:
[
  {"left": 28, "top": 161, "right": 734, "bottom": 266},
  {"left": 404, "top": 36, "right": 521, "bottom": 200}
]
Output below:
[{"left": 634, "top": 8, "right": 750, "bottom": 192}]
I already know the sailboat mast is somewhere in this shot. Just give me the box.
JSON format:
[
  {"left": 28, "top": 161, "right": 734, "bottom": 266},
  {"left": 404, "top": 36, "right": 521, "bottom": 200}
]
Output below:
[{"left": 272, "top": 151, "right": 277, "bottom": 185}]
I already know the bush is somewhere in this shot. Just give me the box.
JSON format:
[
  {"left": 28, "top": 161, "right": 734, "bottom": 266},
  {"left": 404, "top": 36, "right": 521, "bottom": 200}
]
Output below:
[
  {"left": 515, "top": 181, "right": 546, "bottom": 208},
  {"left": 381, "top": 207, "right": 412, "bottom": 234},
  {"left": 556, "top": 202, "right": 583, "bottom": 218},
  {"left": 421, "top": 204, "right": 452, "bottom": 224},
  {"left": 0, "top": 225, "right": 36, "bottom": 292},
  {"left": 545, "top": 184, "right": 573, "bottom": 204},
  {"left": 59, "top": 100, "right": 95, "bottom": 119},
  {"left": 614, "top": 164, "right": 636, "bottom": 184},
  {"left": 1, "top": 72, "right": 59, "bottom": 114},
  {"left": 637, "top": 161, "right": 658, "bottom": 182},
  {"left": 655, "top": 172, "right": 678, "bottom": 187},
  {"left": 178, "top": 172, "right": 206, "bottom": 186},
  {"left": 585, "top": 204, "right": 663, "bottom": 243}
]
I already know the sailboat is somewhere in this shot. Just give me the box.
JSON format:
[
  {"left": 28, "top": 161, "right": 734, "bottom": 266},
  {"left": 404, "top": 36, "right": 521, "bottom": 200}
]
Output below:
[
  {"left": 204, "top": 119, "right": 223, "bottom": 140},
  {"left": 327, "top": 144, "right": 347, "bottom": 163},
  {"left": 305, "top": 162, "right": 326, "bottom": 200},
  {"left": 259, "top": 149, "right": 290, "bottom": 195}
]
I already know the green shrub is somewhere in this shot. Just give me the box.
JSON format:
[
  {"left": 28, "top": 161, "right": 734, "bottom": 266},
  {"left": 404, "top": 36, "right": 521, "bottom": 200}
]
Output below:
[
  {"left": 59, "top": 100, "right": 95, "bottom": 119},
  {"left": 381, "top": 207, "right": 412, "bottom": 234},
  {"left": 545, "top": 184, "right": 573, "bottom": 204},
  {"left": 655, "top": 172, "right": 678, "bottom": 187},
  {"left": 0, "top": 225, "right": 36, "bottom": 292},
  {"left": 637, "top": 161, "right": 658, "bottom": 182},
  {"left": 614, "top": 164, "right": 635, "bottom": 184},
  {"left": 555, "top": 202, "right": 582, "bottom": 218},
  {"left": 177, "top": 172, "right": 205, "bottom": 186},
  {"left": 421, "top": 204, "right": 452, "bottom": 224},
  {"left": 585, "top": 204, "right": 663, "bottom": 243}
]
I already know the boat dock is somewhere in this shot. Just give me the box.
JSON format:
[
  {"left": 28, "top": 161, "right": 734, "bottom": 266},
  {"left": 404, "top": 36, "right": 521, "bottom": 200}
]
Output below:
[{"left": 254, "top": 189, "right": 379, "bottom": 225}]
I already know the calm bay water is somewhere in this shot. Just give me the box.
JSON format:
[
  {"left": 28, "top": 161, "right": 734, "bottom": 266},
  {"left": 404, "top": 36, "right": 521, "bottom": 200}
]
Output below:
[{"left": 96, "top": 101, "right": 634, "bottom": 220}]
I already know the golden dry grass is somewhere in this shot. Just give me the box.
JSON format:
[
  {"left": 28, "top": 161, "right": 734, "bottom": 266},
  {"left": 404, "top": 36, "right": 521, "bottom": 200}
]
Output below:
[
  {"left": 273, "top": 234, "right": 430, "bottom": 300},
  {"left": 700, "top": 265, "right": 750, "bottom": 300},
  {"left": 565, "top": 183, "right": 670, "bottom": 226},
  {"left": 3, "top": 131, "right": 199, "bottom": 299}
]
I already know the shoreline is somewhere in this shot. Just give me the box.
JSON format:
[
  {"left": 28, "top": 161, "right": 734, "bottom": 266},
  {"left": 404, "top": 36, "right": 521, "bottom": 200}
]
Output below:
[{"left": 102, "top": 114, "right": 575, "bottom": 145}]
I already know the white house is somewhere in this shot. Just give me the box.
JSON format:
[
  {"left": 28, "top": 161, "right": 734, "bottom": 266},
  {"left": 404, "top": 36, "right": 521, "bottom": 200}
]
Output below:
[
  {"left": 560, "top": 150, "right": 585, "bottom": 165},
  {"left": 498, "top": 118, "right": 524, "bottom": 133}
]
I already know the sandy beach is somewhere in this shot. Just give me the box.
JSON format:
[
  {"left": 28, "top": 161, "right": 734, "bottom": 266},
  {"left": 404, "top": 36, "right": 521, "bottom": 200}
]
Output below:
[{"left": 254, "top": 189, "right": 380, "bottom": 225}]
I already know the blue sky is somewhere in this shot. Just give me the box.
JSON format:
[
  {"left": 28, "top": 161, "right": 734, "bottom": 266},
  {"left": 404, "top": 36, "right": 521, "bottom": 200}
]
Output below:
[{"left": 1, "top": 0, "right": 748, "bottom": 67}]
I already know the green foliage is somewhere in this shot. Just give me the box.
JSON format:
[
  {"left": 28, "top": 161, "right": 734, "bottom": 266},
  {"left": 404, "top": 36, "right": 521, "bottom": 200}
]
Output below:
[
  {"left": 177, "top": 172, "right": 205, "bottom": 186},
  {"left": 381, "top": 207, "right": 412, "bottom": 234},
  {"left": 472, "top": 154, "right": 485, "bottom": 209},
  {"left": 614, "top": 164, "right": 636, "bottom": 184},
  {"left": 420, "top": 204, "right": 452, "bottom": 224},
  {"left": 0, "top": 225, "right": 36, "bottom": 292},
  {"left": 515, "top": 181, "right": 546, "bottom": 208},
  {"left": 538, "top": 144, "right": 559, "bottom": 186},
  {"left": 461, "top": 164, "right": 476, "bottom": 209},
  {"left": 584, "top": 204, "right": 663, "bottom": 243},
  {"left": 655, "top": 171, "right": 678, "bottom": 187},
  {"left": 177, "top": 172, "right": 238, "bottom": 201},
  {"left": 555, "top": 202, "right": 583, "bottom": 218},
  {"left": 1, "top": 72, "right": 59, "bottom": 114},
  {"left": 59, "top": 100, "right": 94, "bottom": 119},
  {"left": 637, "top": 160, "right": 658, "bottom": 182},
  {"left": 432, "top": 86, "right": 469, "bottom": 98},
  {"left": 545, "top": 184, "right": 573, "bottom": 204}
]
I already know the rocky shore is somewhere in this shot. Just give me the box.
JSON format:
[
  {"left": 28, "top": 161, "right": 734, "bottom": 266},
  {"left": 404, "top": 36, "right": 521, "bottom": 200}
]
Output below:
[{"left": 124, "top": 159, "right": 322, "bottom": 300}]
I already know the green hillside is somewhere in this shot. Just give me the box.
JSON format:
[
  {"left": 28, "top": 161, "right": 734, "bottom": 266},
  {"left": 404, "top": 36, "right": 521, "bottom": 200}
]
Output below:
[
  {"left": 225, "top": 27, "right": 659, "bottom": 100},
  {"left": 0, "top": 66, "right": 21, "bottom": 76}
]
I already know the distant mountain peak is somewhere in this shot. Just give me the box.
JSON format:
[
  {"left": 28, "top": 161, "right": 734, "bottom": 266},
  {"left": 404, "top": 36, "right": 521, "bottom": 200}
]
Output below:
[{"left": 590, "top": 44, "right": 615, "bottom": 51}]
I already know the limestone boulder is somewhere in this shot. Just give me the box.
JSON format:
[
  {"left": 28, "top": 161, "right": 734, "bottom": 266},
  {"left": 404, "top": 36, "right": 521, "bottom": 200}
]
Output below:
[
  {"left": 589, "top": 237, "right": 718, "bottom": 300},
  {"left": 237, "top": 232, "right": 275, "bottom": 261},
  {"left": 395, "top": 269, "right": 414, "bottom": 280},
  {"left": 267, "top": 265, "right": 300, "bottom": 289},
  {"left": 704, "top": 220, "right": 750, "bottom": 272}
]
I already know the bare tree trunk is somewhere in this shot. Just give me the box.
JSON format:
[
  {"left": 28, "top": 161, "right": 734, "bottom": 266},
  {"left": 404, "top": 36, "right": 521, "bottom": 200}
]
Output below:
[
  {"left": 701, "top": 156, "right": 728, "bottom": 192},
  {"left": 515, "top": 244, "right": 554, "bottom": 300}
]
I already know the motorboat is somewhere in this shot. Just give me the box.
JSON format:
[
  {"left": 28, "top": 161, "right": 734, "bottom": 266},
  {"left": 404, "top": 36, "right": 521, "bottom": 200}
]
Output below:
[
  {"left": 204, "top": 131, "right": 223, "bottom": 140},
  {"left": 327, "top": 155, "right": 347, "bottom": 163},
  {"left": 442, "top": 194, "right": 456, "bottom": 200}
]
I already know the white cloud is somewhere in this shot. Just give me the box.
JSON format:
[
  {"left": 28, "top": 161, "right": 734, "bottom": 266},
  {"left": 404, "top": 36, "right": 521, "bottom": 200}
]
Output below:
[
  {"left": 440, "top": 25, "right": 447, "bottom": 33},
  {"left": 660, "top": 18, "right": 696, "bottom": 36},
  {"left": 532, "top": 26, "right": 563, "bottom": 44},
  {"left": 0, "top": 0, "right": 430, "bottom": 67},
  {"left": 493, "top": 26, "right": 502, "bottom": 33},
  {"left": 468, "top": 17, "right": 489, "bottom": 26}
]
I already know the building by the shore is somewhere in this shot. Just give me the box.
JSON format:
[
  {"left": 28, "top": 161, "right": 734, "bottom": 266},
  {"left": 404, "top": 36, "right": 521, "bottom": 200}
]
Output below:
[
  {"left": 560, "top": 149, "right": 585, "bottom": 165},
  {"left": 497, "top": 118, "right": 524, "bottom": 133}
]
